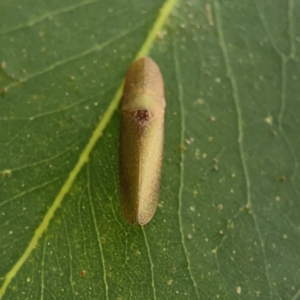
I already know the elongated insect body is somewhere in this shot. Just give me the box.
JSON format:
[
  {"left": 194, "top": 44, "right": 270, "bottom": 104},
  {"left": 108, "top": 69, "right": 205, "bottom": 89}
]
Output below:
[{"left": 119, "top": 57, "right": 165, "bottom": 225}]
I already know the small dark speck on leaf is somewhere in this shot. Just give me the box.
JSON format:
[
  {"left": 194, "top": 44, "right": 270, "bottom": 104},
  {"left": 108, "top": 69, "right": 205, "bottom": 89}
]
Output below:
[
  {"left": 1, "top": 88, "right": 7, "bottom": 95},
  {"left": 244, "top": 205, "right": 252, "bottom": 215},
  {"left": 278, "top": 176, "right": 286, "bottom": 182}
]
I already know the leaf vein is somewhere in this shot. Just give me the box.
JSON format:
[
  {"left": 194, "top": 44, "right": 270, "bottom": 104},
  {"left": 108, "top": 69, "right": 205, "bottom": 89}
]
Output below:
[
  {"left": 279, "top": 55, "right": 300, "bottom": 195},
  {"left": 253, "top": 0, "right": 282, "bottom": 57},
  {"left": 87, "top": 163, "right": 109, "bottom": 299},
  {"left": 288, "top": 0, "right": 296, "bottom": 58},
  {"left": 0, "top": 176, "right": 64, "bottom": 208},
  {"left": 173, "top": 38, "right": 200, "bottom": 300},
  {"left": 3, "top": 26, "right": 139, "bottom": 93},
  {"left": 0, "top": 141, "right": 82, "bottom": 174},
  {"left": 142, "top": 227, "right": 157, "bottom": 300},
  {"left": 40, "top": 236, "right": 47, "bottom": 300},
  {"left": 63, "top": 218, "right": 75, "bottom": 300},
  {"left": 291, "top": 289, "right": 300, "bottom": 300},
  {"left": 213, "top": 0, "right": 273, "bottom": 298},
  {"left": 0, "top": 0, "right": 99, "bottom": 36}
]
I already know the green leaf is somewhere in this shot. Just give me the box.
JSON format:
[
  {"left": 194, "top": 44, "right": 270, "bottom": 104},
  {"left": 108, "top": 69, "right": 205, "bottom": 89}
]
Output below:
[{"left": 1, "top": 0, "right": 299, "bottom": 299}]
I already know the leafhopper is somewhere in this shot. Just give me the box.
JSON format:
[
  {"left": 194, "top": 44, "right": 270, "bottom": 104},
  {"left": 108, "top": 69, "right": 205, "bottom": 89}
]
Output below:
[{"left": 119, "top": 57, "right": 165, "bottom": 225}]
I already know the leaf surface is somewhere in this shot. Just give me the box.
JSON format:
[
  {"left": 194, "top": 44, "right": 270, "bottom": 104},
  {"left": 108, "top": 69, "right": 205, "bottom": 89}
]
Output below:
[{"left": 1, "top": 0, "right": 300, "bottom": 299}]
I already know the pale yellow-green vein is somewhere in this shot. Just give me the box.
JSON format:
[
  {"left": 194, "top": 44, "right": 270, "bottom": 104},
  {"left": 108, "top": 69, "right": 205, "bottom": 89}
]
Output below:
[{"left": 135, "top": 0, "right": 177, "bottom": 59}]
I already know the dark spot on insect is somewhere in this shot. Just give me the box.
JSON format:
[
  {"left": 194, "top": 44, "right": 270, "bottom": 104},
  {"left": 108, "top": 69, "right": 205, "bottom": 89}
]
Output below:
[
  {"left": 134, "top": 110, "right": 151, "bottom": 124},
  {"left": 80, "top": 270, "right": 86, "bottom": 277}
]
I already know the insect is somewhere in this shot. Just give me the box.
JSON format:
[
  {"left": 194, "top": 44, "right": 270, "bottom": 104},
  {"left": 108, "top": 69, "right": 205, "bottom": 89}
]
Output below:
[{"left": 119, "top": 57, "right": 165, "bottom": 225}]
